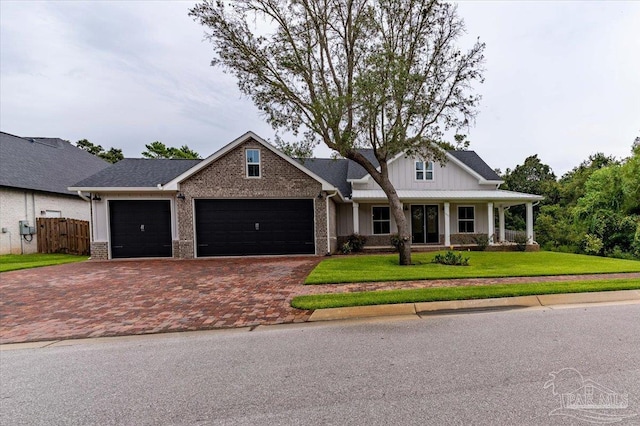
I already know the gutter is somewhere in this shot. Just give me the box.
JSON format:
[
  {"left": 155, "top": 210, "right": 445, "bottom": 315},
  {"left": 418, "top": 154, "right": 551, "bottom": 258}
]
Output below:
[{"left": 325, "top": 190, "right": 338, "bottom": 255}]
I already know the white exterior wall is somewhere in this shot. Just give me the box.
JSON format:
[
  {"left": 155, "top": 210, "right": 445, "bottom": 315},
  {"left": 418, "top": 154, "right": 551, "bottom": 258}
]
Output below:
[
  {"left": 91, "top": 192, "right": 178, "bottom": 245},
  {"left": 356, "top": 155, "right": 494, "bottom": 191},
  {"left": 0, "top": 187, "right": 90, "bottom": 254},
  {"left": 336, "top": 203, "right": 353, "bottom": 236},
  {"left": 336, "top": 200, "right": 490, "bottom": 238},
  {"left": 449, "top": 203, "right": 489, "bottom": 235}
]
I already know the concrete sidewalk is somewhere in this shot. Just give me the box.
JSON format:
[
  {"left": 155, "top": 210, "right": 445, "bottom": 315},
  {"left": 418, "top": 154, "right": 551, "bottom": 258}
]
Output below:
[{"left": 308, "top": 290, "right": 640, "bottom": 321}]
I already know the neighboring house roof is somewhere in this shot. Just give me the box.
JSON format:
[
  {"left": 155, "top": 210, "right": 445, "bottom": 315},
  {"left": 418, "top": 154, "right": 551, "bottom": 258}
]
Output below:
[
  {"left": 72, "top": 158, "right": 202, "bottom": 188},
  {"left": 0, "top": 131, "right": 110, "bottom": 196}
]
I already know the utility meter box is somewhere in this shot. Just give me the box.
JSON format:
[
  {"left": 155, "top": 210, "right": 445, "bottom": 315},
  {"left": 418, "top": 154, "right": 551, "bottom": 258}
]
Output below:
[{"left": 19, "top": 220, "right": 35, "bottom": 235}]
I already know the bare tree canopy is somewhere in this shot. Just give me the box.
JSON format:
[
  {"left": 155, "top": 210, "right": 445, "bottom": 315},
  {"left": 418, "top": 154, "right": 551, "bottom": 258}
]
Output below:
[{"left": 190, "top": 0, "right": 485, "bottom": 264}]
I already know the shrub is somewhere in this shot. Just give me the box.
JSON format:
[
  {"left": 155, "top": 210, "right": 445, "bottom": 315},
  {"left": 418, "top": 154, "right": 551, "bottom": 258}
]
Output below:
[
  {"left": 346, "top": 233, "right": 367, "bottom": 252},
  {"left": 474, "top": 234, "right": 489, "bottom": 251},
  {"left": 390, "top": 234, "right": 402, "bottom": 252},
  {"left": 583, "top": 234, "right": 604, "bottom": 255},
  {"left": 340, "top": 242, "right": 353, "bottom": 254},
  {"left": 432, "top": 251, "right": 470, "bottom": 266},
  {"left": 514, "top": 231, "right": 528, "bottom": 251}
]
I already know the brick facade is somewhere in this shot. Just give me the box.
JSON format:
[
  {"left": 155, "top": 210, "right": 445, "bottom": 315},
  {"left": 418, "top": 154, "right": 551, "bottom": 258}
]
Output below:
[
  {"left": 90, "top": 241, "right": 108, "bottom": 260},
  {"left": 176, "top": 139, "right": 330, "bottom": 258}
]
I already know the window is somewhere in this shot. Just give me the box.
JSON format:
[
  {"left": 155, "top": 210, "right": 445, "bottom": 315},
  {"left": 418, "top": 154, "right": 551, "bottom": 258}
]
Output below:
[
  {"left": 372, "top": 206, "right": 391, "bottom": 234},
  {"left": 246, "top": 149, "right": 260, "bottom": 178},
  {"left": 458, "top": 206, "right": 475, "bottom": 233},
  {"left": 415, "top": 160, "right": 434, "bottom": 181},
  {"left": 44, "top": 210, "right": 61, "bottom": 218}
]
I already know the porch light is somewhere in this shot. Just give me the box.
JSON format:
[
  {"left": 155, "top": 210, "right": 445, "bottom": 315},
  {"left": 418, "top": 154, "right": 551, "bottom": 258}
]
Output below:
[{"left": 177, "top": 193, "right": 186, "bottom": 200}]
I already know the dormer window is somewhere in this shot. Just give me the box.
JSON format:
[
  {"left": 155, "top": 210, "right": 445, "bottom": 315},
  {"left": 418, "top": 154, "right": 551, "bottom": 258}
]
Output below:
[
  {"left": 415, "top": 160, "right": 434, "bottom": 181},
  {"left": 246, "top": 149, "right": 261, "bottom": 178}
]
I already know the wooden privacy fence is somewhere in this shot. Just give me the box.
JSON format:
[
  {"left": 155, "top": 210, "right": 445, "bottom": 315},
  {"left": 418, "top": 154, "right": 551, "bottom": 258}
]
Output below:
[{"left": 37, "top": 218, "right": 90, "bottom": 256}]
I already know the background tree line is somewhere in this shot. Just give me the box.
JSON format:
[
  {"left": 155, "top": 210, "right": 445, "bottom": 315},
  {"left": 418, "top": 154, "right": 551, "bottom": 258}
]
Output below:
[
  {"left": 501, "top": 137, "right": 640, "bottom": 259},
  {"left": 75, "top": 139, "right": 201, "bottom": 163}
]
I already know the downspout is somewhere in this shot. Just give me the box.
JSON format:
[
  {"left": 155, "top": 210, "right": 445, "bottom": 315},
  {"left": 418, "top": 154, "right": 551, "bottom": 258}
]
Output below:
[
  {"left": 77, "top": 191, "right": 90, "bottom": 202},
  {"left": 325, "top": 190, "right": 338, "bottom": 255},
  {"left": 76, "top": 191, "right": 93, "bottom": 250}
]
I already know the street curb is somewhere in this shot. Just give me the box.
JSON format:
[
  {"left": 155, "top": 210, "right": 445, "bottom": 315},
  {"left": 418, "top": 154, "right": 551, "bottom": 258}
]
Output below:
[{"left": 307, "top": 290, "right": 640, "bottom": 322}]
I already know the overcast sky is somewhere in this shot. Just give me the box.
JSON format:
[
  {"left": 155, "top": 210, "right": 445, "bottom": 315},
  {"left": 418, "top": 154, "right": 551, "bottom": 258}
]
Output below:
[{"left": 1, "top": 1, "right": 638, "bottom": 176}]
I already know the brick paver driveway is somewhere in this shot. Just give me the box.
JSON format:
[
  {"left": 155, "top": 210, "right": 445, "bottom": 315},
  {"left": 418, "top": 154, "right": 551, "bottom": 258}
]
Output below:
[
  {"left": 0, "top": 257, "right": 322, "bottom": 344},
  {"left": 2, "top": 257, "right": 638, "bottom": 344}
]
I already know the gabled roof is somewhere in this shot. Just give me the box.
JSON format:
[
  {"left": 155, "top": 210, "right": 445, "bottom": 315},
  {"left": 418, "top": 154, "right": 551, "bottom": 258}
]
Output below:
[
  {"left": 163, "top": 131, "right": 339, "bottom": 194},
  {"left": 346, "top": 148, "right": 503, "bottom": 184},
  {"left": 0, "top": 131, "right": 110, "bottom": 196},
  {"left": 71, "top": 132, "right": 343, "bottom": 198},
  {"left": 447, "top": 151, "right": 502, "bottom": 182},
  {"left": 71, "top": 158, "right": 202, "bottom": 189}
]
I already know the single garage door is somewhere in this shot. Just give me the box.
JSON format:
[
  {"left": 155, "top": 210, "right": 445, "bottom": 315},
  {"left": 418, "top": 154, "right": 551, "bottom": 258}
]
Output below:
[
  {"left": 195, "top": 199, "right": 315, "bottom": 256},
  {"left": 109, "top": 200, "right": 172, "bottom": 258}
]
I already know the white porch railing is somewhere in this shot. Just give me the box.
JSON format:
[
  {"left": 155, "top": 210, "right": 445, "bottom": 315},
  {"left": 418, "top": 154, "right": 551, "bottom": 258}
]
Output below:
[{"left": 503, "top": 229, "right": 534, "bottom": 242}]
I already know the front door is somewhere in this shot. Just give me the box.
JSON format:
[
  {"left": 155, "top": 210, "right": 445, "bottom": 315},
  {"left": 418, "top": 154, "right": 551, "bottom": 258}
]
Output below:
[{"left": 411, "top": 205, "right": 439, "bottom": 244}]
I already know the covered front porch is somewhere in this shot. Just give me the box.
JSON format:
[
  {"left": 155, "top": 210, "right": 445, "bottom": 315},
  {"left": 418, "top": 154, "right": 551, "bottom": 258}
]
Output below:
[{"left": 341, "top": 190, "right": 544, "bottom": 248}]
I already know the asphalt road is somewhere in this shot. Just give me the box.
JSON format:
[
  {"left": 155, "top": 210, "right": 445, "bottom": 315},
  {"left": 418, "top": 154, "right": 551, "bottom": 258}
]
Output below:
[{"left": 2, "top": 304, "right": 639, "bottom": 425}]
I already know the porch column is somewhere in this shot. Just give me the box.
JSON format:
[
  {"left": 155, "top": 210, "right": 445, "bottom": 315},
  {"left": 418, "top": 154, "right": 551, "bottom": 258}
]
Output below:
[
  {"left": 526, "top": 202, "right": 534, "bottom": 244},
  {"left": 352, "top": 202, "right": 360, "bottom": 234},
  {"left": 498, "top": 206, "right": 505, "bottom": 242},
  {"left": 444, "top": 202, "right": 451, "bottom": 246},
  {"left": 487, "top": 202, "right": 494, "bottom": 244}
]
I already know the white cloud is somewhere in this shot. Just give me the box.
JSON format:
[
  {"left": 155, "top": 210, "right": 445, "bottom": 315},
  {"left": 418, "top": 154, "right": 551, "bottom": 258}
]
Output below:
[{"left": 1, "top": 1, "right": 638, "bottom": 174}]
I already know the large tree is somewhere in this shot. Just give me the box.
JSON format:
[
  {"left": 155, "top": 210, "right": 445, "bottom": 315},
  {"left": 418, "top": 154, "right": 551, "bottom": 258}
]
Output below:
[{"left": 190, "top": 0, "right": 485, "bottom": 264}]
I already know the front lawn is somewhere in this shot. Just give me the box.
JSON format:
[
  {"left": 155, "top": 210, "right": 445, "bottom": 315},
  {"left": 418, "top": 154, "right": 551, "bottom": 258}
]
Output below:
[
  {"left": 305, "top": 251, "right": 640, "bottom": 284},
  {"left": 292, "top": 278, "right": 640, "bottom": 310},
  {"left": 0, "top": 253, "right": 89, "bottom": 273}
]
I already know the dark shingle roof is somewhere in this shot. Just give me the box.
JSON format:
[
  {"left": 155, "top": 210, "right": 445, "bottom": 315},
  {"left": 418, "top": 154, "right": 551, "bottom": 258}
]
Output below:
[
  {"left": 448, "top": 151, "right": 502, "bottom": 181},
  {"left": 347, "top": 149, "right": 380, "bottom": 180},
  {"left": 67, "top": 145, "right": 501, "bottom": 194},
  {"left": 299, "top": 158, "right": 350, "bottom": 197},
  {"left": 0, "top": 132, "right": 111, "bottom": 196},
  {"left": 72, "top": 158, "right": 203, "bottom": 188}
]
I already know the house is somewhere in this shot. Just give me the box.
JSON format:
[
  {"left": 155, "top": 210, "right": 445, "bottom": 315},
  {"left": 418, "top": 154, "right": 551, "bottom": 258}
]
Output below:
[
  {"left": 0, "top": 132, "right": 110, "bottom": 254},
  {"left": 69, "top": 131, "right": 543, "bottom": 260}
]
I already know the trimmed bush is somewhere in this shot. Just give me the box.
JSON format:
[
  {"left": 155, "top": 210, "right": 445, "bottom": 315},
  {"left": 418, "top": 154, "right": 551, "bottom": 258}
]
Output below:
[
  {"left": 474, "top": 234, "right": 489, "bottom": 251},
  {"left": 514, "top": 231, "right": 528, "bottom": 251},
  {"left": 432, "top": 251, "right": 470, "bottom": 266},
  {"left": 346, "top": 233, "right": 367, "bottom": 252}
]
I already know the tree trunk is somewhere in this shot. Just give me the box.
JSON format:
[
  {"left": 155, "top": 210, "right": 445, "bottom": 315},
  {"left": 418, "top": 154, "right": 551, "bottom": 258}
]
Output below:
[{"left": 378, "top": 177, "right": 412, "bottom": 265}]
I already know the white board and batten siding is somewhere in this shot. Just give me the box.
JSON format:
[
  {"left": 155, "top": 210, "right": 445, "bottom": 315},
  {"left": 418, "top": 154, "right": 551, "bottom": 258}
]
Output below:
[{"left": 354, "top": 155, "right": 495, "bottom": 191}]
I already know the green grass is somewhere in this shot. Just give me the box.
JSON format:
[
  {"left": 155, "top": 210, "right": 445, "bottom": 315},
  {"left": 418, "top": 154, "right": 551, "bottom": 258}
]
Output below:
[
  {"left": 291, "top": 279, "right": 640, "bottom": 310},
  {"left": 0, "top": 253, "right": 89, "bottom": 272},
  {"left": 305, "top": 251, "right": 640, "bottom": 284}
]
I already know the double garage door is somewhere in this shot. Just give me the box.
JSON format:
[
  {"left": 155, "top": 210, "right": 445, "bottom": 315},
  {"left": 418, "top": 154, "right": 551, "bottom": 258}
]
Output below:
[
  {"left": 195, "top": 199, "right": 315, "bottom": 256},
  {"left": 109, "top": 199, "right": 315, "bottom": 258}
]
